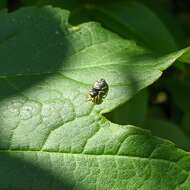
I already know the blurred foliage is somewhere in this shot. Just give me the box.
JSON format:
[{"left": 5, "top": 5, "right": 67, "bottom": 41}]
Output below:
[
  {"left": 7, "top": 0, "right": 190, "bottom": 152},
  {"left": 0, "top": 0, "right": 7, "bottom": 9},
  {"left": 106, "top": 89, "right": 148, "bottom": 127},
  {"left": 145, "top": 118, "right": 190, "bottom": 151}
]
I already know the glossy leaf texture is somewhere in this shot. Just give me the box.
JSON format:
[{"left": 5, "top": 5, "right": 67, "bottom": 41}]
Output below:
[{"left": 1, "top": 6, "right": 190, "bottom": 190}]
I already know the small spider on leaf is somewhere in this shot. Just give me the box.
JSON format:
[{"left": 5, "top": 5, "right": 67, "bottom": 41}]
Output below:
[{"left": 88, "top": 79, "right": 109, "bottom": 104}]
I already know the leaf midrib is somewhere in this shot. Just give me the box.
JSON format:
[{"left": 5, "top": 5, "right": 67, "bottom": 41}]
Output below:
[
  {"left": 0, "top": 149, "right": 188, "bottom": 173},
  {"left": 2, "top": 70, "right": 155, "bottom": 88}
]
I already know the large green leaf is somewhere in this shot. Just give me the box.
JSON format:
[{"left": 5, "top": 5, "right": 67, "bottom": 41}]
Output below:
[{"left": 1, "top": 6, "right": 190, "bottom": 189}]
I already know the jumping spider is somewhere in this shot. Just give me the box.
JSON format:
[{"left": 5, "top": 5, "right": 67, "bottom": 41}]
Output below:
[{"left": 88, "top": 79, "right": 109, "bottom": 104}]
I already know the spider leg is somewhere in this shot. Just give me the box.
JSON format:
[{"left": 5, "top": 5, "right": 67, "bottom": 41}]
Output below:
[
  {"left": 94, "top": 96, "right": 99, "bottom": 104},
  {"left": 99, "top": 90, "right": 107, "bottom": 98}
]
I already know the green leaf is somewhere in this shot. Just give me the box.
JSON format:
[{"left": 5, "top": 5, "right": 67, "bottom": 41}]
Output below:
[
  {"left": 17, "top": 1, "right": 186, "bottom": 52},
  {"left": 166, "top": 77, "right": 190, "bottom": 112},
  {"left": 2, "top": 123, "right": 190, "bottom": 189},
  {"left": 107, "top": 89, "right": 148, "bottom": 126},
  {"left": 1, "top": 6, "right": 190, "bottom": 189},
  {"left": 77, "top": 1, "right": 179, "bottom": 53},
  {"left": 145, "top": 119, "right": 190, "bottom": 151}
]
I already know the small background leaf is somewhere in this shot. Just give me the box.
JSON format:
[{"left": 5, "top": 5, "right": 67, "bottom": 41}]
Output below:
[
  {"left": 106, "top": 89, "right": 148, "bottom": 127},
  {"left": 145, "top": 118, "right": 190, "bottom": 151}
]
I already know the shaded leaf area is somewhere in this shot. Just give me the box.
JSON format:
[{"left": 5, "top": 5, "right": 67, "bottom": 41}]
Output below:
[
  {"left": 12, "top": 1, "right": 184, "bottom": 53},
  {"left": 0, "top": 153, "right": 75, "bottom": 189},
  {"left": 106, "top": 89, "right": 148, "bottom": 127},
  {"left": 145, "top": 119, "right": 190, "bottom": 151},
  {"left": 76, "top": 1, "right": 178, "bottom": 53},
  {"left": 165, "top": 75, "right": 190, "bottom": 138},
  {"left": 1, "top": 6, "right": 190, "bottom": 190},
  {"left": 67, "top": 0, "right": 185, "bottom": 54},
  {"left": 166, "top": 76, "right": 190, "bottom": 112},
  {"left": 182, "top": 111, "right": 190, "bottom": 137}
]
